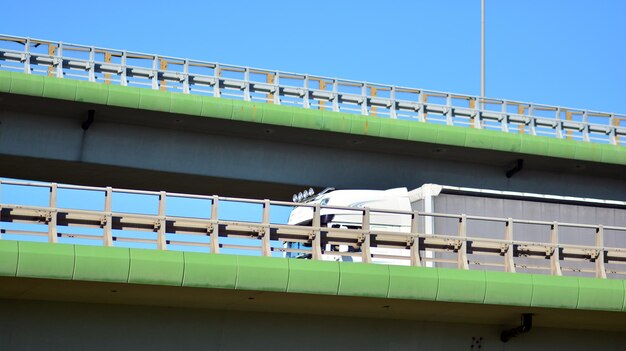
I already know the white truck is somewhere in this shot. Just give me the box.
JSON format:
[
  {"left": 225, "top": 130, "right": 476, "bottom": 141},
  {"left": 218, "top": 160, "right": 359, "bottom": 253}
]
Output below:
[{"left": 286, "top": 184, "right": 626, "bottom": 271}]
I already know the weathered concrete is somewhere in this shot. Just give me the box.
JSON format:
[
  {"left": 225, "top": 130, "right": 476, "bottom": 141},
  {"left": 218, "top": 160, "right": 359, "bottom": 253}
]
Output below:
[
  {"left": 0, "top": 94, "right": 624, "bottom": 200},
  {"left": 1, "top": 298, "right": 625, "bottom": 351}
]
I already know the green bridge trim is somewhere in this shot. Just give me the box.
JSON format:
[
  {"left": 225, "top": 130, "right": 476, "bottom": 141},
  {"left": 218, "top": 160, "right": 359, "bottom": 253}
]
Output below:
[
  {"left": 1, "top": 241, "right": 625, "bottom": 312},
  {"left": 0, "top": 71, "right": 624, "bottom": 166}
]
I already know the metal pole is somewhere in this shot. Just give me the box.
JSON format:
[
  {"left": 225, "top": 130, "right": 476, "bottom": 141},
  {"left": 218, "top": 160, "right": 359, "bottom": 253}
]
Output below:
[{"left": 481, "top": 0, "right": 485, "bottom": 106}]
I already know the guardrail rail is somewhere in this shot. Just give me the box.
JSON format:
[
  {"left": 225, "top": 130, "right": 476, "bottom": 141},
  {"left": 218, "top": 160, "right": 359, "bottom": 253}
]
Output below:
[
  {"left": 0, "top": 34, "right": 624, "bottom": 146},
  {"left": 1, "top": 180, "right": 625, "bottom": 280}
]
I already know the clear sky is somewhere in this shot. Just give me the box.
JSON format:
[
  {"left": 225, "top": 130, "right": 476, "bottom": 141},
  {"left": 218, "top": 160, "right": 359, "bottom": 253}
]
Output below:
[{"left": 2, "top": 0, "right": 625, "bottom": 114}]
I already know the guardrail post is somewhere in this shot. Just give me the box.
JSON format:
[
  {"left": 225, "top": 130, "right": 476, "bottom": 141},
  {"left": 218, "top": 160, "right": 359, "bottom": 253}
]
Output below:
[
  {"left": 529, "top": 105, "right": 537, "bottom": 136},
  {"left": 244, "top": 67, "right": 251, "bottom": 101},
  {"left": 419, "top": 92, "right": 427, "bottom": 122},
  {"left": 410, "top": 211, "right": 422, "bottom": 267},
  {"left": 501, "top": 101, "right": 509, "bottom": 132},
  {"left": 182, "top": 59, "right": 190, "bottom": 94},
  {"left": 273, "top": 71, "right": 281, "bottom": 105},
  {"left": 370, "top": 86, "right": 378, "bottom": 116},
  {"left": 550, "top": 222, "right": 562, "bottom": 276},
  {"left": 457, "top": 214, "right": 469, "bottom": 270},
  {"left": 445, "top": 94, "right": 453, "bottom": 125},
  {"left": 120, "top": 51, "right": 127, "bottom": 86},
  {"left": 24, "top": 38, "right": 31, "bottom": 74},
  {"left": 504, "top": 218, "right": 516, "bottom": 273},
  {"left": 302, "top": 74, "right": 310, "bottom": 108},
  {"left": 474, "top": 98, "right": 483, "bottom": 129},
  {"left": 213, "top": 63, "right": 221, "bottom": 98},
  {"left": 609, "top": 114, "right": 617, "bottom": 145},
  {"left": 361, "top": 83, "right": 368, "bottom": 115},
  {"left": 468, "top": 98, "right": 476, "bottom": 128},
  {"left": 555, "top": 108, "right": 564, "bottom": 139},
  {"left": 103, "top": 51, "right": 112, "bottom": 84},
  {"left": 311, "top": 203, "right": 323, "bottom": 260},
  {"left": 389, "top": 86, "right": 397, "bottom": 119},
  {"left": 261, "top": 199, "right": 272, "bottom": 257},
  {"left": 210, "top": 196, "right": 220, "bottom": 254},
  {"left": 565, "top": 110, "right": 573, "bottom": 140},
  {"left": 332, "top": 80, "right": 339, "bottom": 112},
  {"left": 595, "top": 225, "right": 607, "bottom": 279},
  {"left": 152, "top": 55, "right": 159, "bottom": 90},
  {"left": 156, "top": 191, "right": 167, "bottom": 250},
  {"left": 160, "top": 58, "right": 169, "bottom": 91},
  {"left": 361, "top": 208, "right": 372, "bottom": 263},
  {"left": 103, "top": 187, "right": 113, "bottom": 246},
  {"left": 48, "top": 183, "right": 58, "bottom": 243},
  {"left": 88, "top": 46, "right": 97, "bottom": 82},
  {"left": 47, "top": 44, "right": 56, "bottom": 78},
  {"left": 56, "top": 43, "right": 64, "bottom": 78},
  {"left": 517, "top": 105, "right": 526, "bottom": 134},
  {"left": 582, "top": 111, "right": 590, "bottom": 142}
]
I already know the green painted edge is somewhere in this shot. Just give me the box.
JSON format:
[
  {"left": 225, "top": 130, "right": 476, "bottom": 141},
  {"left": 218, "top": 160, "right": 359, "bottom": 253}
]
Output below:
[
  {"left": 170, "top": 93, "right": 203, "bottom": 116},
  {"left": 484, "top": 271, "right": 533, "bottom": 307},
  {"left": 73, "top": 245, "right": 130, "bottom": 283},
  {"left": 0, "top": 240, "right": 18, "bottom": 276},
  {"left": 43, "top": 76, "right": 77, "bottom": 101},
  {"left": 577, "top": 276, "right": 625, "bottom": 311},
  {"left": 3, "top": 242, "right": 626, "bottom": 312},
  {"left": 531, "top": 274, "right": 579, "bottom": 309},
  {"left": 182, "top": 252, "right": 238, "bottom": 289},
  {"left": 623, "top": 280, "right": 626, "bottom": 312},
  {"left": 436, "top": 268, "right": 486, "bottom": 304},
  {"left": 107, "top": 84, "right": 140, "bottom": 109},
  {"left": 139, "top": 88, "right": 172, "bottom": 112},
  {"left": 232, "top": 100, "right": 264, "bottom": 123},
  {"left": 10, "top": 72, "right": 44, "bottom": 96},
  {"left": 236, "top": 255, "right": 289, "bottom": 292},
  {"left": 128, "top": 248, "right": 184, "bottom": 286},
  {"left": 16, "top": 241, "right": 75, "bottom": 279},
  {"left": 262, "top": 104, "right": 294, "bottom": 127},
  {"left": 75, "top": 80, "right": 110, "bottom": 104},
  {"left": 201, "top": 95, "right": 233, "bottom": 119},
  {"left": 4, "top": 72, "right": 625, "bottom": 165},
  {"left": 287, "top": 259, "right": 340, "bottom": 295},
  {"left": 387, "top": 265, "right": 438, "bottom": 301},
  {"left": 338, "top": 262, "right": 390, "bottom": 298},
  {"left": 0, "top": 70, "right": 11, "bottom": 93}
]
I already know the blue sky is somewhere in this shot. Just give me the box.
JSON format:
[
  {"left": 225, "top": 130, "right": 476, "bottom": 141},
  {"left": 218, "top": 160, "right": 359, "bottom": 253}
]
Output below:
[{"left": 2, "top": 0, "right": 625, "bottom": 113}]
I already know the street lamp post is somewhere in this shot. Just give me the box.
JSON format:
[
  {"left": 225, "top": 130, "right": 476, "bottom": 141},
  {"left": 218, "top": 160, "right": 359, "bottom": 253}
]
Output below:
[{"left": 481, "top": 0, "right": 485, "bottom": 106}]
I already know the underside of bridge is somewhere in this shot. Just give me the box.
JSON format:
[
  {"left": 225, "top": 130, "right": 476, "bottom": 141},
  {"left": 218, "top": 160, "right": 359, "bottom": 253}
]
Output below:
[
  {"left": 2, "top": 276, "right": 626, "bottom": 350},
  {"left": 1, "top": 74, "right": 625, "bottom": 200},
  {"left": 1, "top": 241, "right": 626, "bottom": 350}
]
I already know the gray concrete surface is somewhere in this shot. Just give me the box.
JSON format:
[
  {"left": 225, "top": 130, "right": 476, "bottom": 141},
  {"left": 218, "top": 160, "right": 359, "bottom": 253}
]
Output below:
[
  {"left": 0, "top": 94, "right": 624, "bottom": 200},
  {"left": 1, "top": 299, "right": 625, "bottom": 351}
]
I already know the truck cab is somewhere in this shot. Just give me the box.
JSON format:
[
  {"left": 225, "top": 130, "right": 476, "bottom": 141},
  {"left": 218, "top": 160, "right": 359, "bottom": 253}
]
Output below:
[{"left": 286, "top": 188, "right": 412, "bottom": 264}]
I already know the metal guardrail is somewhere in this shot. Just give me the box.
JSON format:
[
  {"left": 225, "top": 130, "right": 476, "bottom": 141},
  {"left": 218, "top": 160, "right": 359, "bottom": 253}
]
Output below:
[
  {"left": 0, "top": 34, "right": 624, "bottom": 146},
  {"left": 1, "top": 179, "right": 625, "bottom": 279}
]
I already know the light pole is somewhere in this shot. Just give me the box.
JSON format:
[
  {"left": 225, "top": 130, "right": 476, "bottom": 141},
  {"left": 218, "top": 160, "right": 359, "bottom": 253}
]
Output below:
[{"left": 481, "top": 0, "right": 485, "bottom": 105}]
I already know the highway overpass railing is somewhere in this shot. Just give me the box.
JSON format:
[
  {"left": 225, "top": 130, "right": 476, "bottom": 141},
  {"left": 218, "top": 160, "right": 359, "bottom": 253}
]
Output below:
[
  {"left": 1, "top": 179, "right": 625, "bottom": 280},
  {"left": 0, "top": 34, "right": 624, "bottom": 146}
]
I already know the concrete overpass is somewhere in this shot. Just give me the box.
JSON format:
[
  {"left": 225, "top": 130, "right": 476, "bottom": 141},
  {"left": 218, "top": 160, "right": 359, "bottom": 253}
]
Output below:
[
  {"left": 1, "top": 71, "right": 625, "bottom": 200},
  {"left": 1, "top": 241, "right": 626, "bottom": 350},
  {"left": 1, "top": 36, "right": 626, "bottom": 350}
]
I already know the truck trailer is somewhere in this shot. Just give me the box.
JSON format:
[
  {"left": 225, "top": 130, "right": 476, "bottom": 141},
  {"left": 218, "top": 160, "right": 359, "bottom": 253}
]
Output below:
[{"left": 286, "top": 184, "right": 626, "bottom": 277}]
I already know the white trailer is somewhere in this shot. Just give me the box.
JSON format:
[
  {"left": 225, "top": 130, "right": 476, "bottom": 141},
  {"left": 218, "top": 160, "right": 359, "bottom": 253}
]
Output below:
[{"left": 287, "top": 184, "right": 626, "bottom": 273}]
